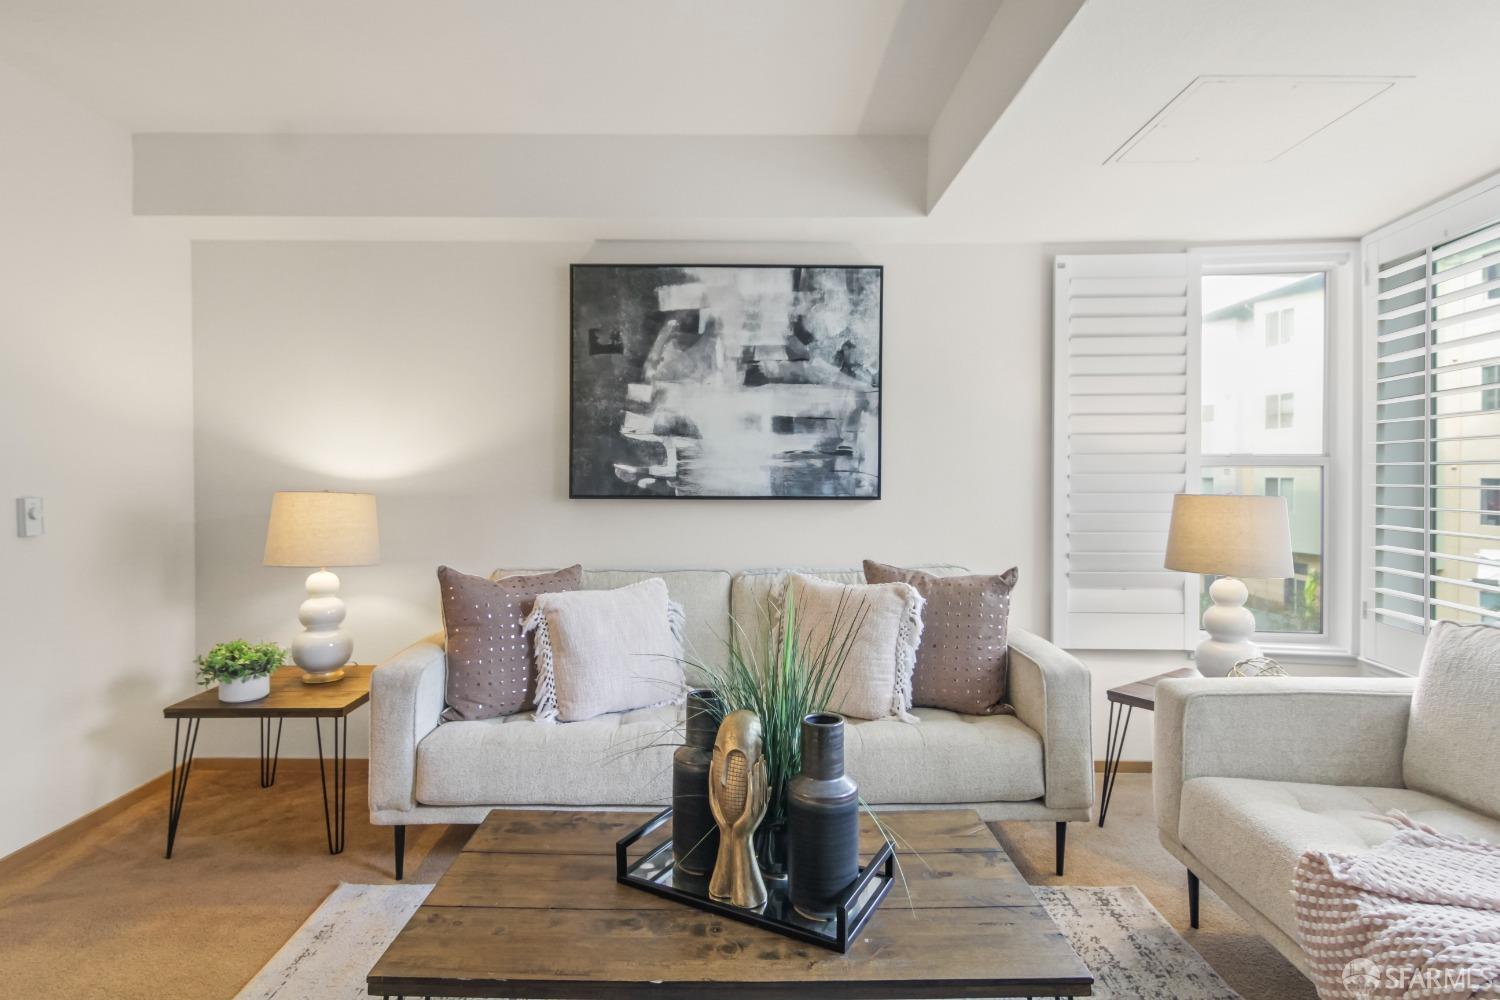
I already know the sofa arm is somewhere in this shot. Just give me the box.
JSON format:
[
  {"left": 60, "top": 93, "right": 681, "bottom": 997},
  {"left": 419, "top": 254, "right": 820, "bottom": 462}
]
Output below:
[
  {"left": 369, "top": 633, "right": 447, "bottom": 817},
  {"left": 1009, "top": 628, "right": 1093, "bottom": 813},
  {"left": 1154, "top": 677, "right": 1416, "bottom": 847}
]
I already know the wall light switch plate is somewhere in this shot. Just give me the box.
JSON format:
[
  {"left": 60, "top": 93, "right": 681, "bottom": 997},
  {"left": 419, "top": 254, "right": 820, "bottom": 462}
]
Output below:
[{"left": 16, "top": 497, "right": 43, "bottom": 537}]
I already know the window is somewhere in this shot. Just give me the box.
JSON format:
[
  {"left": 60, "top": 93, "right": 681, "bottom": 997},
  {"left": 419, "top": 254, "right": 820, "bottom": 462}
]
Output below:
[
  {"left": 1264, "top": 307, "right": 1295, "bottom": 345},
  {"left": 1203, "top": 271, "right": 1328, "bottom": 636},
  {"left": 1055, "top": 252, "right": 1346, "bottom": 653},
  {"left": 1266, "top": 476, "right": 1296, "bottom": 516},
  {"left": 1370, "top": 216, "right": 1500, "bottom": 663},
  {"left": 1264, "top": 392, "right": 1295, "bottom": 429},
  {"left": 1483, "top": 478, "right": 1500, "bottom": 527}
]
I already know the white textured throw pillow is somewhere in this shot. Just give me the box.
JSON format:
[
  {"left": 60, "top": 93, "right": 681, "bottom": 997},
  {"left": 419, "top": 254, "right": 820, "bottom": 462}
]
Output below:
[
  {"left": 785, "top": 572, "right": 924, "bottom": 722},
  {"left": 524, "top": 578, "right": 686, "bottom": 723},
  {"left": 1403, "top": 620, "right": 1500, "bottom": 817}
]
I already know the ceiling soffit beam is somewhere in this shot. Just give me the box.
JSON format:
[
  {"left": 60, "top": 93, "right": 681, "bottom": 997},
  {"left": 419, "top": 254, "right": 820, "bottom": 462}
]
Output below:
[
  {"left": 132, "top": 134, "right": 925, "bottom": 220},
  {"left": 925, "top": 0, "right": 1086, "bottom": 212}
]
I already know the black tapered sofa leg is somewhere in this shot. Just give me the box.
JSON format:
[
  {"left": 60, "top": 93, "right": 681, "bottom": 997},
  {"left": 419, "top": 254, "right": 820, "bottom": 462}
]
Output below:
[
  {"left": 1055, "top": 822, "right": 1067, "bottom": 876},
  {"left": 1188, "top": 869, "right": 1200, "bottom": 928},
  {"left": 394, "top": 825, "right": 406, "bottom": 881}
]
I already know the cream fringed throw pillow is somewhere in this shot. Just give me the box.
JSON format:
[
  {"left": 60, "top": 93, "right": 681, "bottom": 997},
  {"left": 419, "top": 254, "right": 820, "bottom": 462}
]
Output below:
[
  {"left": 784, "top": 572, "right": 924, "bottom": 722},
  {"left": 524, "top": 577, "right": 687, "bottom": 723}
]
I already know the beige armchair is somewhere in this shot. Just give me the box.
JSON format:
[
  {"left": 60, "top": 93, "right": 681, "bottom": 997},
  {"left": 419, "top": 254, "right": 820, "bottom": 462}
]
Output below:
[{"left": 1154, "top": 623, "right": 1500, "bottom": 977}]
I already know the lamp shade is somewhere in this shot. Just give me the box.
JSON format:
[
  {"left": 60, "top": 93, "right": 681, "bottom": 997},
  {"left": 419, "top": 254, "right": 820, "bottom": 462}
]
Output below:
[
  {"left": 263, "top": 491, "right": 380, "bottom": 568},
  {"left": 1163, "top": 493, "right": 1293, "bottom": 579}
]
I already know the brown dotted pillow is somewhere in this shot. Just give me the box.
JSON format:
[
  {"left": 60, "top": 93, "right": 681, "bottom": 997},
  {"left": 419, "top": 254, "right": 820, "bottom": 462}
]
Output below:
[
  {"left": 438, "top": 564, "right": 582, "bottom": 721},
  {"left": 862, "top": 560, "right": 1018, "bottom": 716}
]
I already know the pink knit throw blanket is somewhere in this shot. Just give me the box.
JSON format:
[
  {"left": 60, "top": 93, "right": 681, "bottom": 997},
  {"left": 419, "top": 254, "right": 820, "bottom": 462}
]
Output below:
[{"left": 1293, "top": 814, "right": 1500, "bottom": 999}]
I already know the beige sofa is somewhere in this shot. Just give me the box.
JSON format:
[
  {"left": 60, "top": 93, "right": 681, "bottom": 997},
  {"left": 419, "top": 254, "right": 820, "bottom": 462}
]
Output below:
[
  {"left": 1154, "top": 646, "right": 1500, "bottom": 977},
  {"left": 370, "top": 566, "right": 1094, "bottom": 878}
]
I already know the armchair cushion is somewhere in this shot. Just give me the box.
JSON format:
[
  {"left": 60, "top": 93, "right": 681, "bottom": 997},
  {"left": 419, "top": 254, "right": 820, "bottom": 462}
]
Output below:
[
  {"left": 1154, "top": 678, "right": 1416, "bottom": 847},
  {"left": 1178, "top": 777, "right": 1500, "bottom": 941},
  {"left": 1403, "top": 621, "right": 1500, "bottom": 818}
]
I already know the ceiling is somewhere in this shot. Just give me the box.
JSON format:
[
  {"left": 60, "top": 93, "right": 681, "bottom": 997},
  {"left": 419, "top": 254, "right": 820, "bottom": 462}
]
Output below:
[
  {"left": 0, "top": 0, "right": 998, "bottom": 136},
  {"left": 932, "top": 0, "right": 1500, "bottom": 241},
  {"left": 2, "top": 0, "right": 1500, "bottom": 242}
]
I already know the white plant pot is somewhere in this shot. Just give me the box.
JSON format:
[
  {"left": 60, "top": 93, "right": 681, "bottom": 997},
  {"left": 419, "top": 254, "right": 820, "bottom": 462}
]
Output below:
[{"left": 218, "top": 674, "right": 272, "bottom": 703}]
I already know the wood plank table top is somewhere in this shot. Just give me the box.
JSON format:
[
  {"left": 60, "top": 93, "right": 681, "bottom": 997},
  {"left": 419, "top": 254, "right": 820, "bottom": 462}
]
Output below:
[
  {"left": 1106, "top": 667, "right": 1200, "bottom": 712},
  {"left": 163, "top": 665, "right": 372, "bottom": 719},
  {"left": 368, "top": 808, "right": 1093, "bottom": 999}
]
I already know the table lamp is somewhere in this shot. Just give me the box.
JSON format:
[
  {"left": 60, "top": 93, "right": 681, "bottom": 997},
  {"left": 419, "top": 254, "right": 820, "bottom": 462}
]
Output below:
[
  {"left": 263, "top": 491, "right": 380, "bottom": 683},
  {"left": 1164, "top": 493, "right": 1292, "bottom": 677}
]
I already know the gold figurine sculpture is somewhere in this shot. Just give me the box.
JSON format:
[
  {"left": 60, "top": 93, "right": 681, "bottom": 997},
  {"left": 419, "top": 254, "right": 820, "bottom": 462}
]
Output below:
[{"left": 707, "top": 709, "right": 769, "bottom": 909}]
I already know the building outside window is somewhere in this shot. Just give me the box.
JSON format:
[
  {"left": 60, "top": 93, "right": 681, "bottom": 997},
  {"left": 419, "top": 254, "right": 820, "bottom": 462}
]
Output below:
[
  {"left": 1483, "top": 477, "right": 1500, "bottom": 527},
  {"left": 1264, "top": 306, "right": 1295, "bottom": 345},
  {"left": 1265, "top": 392, "right": 1295, "bottom": 429},
  {"left": 1201, "top": 272, "right": 1326, "bottom": 635}
]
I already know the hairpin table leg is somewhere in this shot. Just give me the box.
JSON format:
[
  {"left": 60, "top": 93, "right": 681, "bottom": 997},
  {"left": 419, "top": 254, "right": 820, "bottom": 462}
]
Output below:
[
  {"left": 259, "top": 717, "right": 283, "bottom": 788},
  {"left": 165, "top": 716, "right": 201, "bottom": 859},
  {"left": 315, "top": 715, "right": 348, "bottom": 854}
]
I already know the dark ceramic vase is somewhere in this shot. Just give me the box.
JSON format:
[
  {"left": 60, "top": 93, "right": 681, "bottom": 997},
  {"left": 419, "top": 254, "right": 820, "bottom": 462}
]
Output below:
[
  {"left": 755, "top": 817, "right": 790, "bottom": 887},
  {"left": 672, "top": 689, "right": 723, "bottom": 877},
  {"left": 787, "top": 712, "right": 860, "bottom": 920}
]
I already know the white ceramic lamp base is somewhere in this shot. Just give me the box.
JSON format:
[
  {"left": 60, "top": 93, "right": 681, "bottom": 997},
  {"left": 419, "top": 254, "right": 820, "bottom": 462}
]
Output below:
[
  {"left": 1194, "top": 576, "right": 1259, "bottom": 677},
  {"left": 292, "top": 568, "right": 353, "bottom": 684}
]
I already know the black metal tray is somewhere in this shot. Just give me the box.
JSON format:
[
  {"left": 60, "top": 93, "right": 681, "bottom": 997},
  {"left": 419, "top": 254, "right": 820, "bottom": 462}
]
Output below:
[{"left": 615, "top": 807, "right": 895, "bottom": 953}]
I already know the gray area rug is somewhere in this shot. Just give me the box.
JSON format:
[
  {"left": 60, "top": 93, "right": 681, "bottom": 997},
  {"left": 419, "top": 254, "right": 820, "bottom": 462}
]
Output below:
[{"left": 236, "top": 882, "right": 1241, "bottom": 1000}]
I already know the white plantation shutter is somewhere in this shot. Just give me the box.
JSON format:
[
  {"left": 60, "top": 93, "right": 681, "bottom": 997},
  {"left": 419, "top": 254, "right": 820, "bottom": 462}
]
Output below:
[
  {"left": 1368, "top": 217, "right": 1500, "bottom": 668},
  {"left": 1053, "top": 253, "right": 1198, "bottom": 650}
]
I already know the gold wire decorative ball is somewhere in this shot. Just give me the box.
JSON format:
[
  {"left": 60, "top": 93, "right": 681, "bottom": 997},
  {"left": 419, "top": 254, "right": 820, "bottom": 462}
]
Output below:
[{"left": 1228, "top": 655, "right": 1288, "bottom": 678}]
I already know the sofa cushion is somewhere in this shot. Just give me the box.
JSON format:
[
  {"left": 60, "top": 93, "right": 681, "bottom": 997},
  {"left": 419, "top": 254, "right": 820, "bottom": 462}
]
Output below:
[
  {"left": 526, "top": 578, "right": 685, "bottom": 723},
  {"left": 729, "top": 566, "right": 967, "bottom": 666},
  {"left": 786, "top": 571, "right": 923, "bottom": 721},
  {"left": 413, "top": 705, "right": 1045, "bottom": 808},
  {"left": 1178, "top": 777, "right": 1500, "bottom": 941},
  {"left": 439, "top": 564, "right": 582, "bottom": 721},
  {"left": 863, "top": 560, "right": 1018, "bottom": 715},
  {"left": 1403, "top": 621, "right": 1500, "bottom": 818},
  {"left": 495, "top": 568, "right": 732, "bottom": 683}
]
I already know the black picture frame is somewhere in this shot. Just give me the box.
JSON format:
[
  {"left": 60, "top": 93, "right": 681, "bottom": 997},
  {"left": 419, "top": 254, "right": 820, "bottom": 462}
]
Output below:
[{"left": 569, "top": 263, "right": 884, "bottom": 500}]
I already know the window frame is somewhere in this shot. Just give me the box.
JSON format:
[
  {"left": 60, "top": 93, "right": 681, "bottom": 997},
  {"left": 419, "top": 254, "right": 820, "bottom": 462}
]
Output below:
[{"left": 1193, "top": 246, "right": 1356, "bottom": 656}]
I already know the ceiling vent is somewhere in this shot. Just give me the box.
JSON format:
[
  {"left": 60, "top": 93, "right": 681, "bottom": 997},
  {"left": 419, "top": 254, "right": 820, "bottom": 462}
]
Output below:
[{"left": 1107, "top": 75, "right": 1399, "bottom": 164}]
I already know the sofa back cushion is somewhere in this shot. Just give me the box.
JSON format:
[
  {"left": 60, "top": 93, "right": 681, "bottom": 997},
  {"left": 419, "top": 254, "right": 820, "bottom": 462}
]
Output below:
[
  {"left": 494, "top": 568, "right": 731, "bottom": 683},
  {"left": 1403, "top": 621, "right": 1500, "bottom": 818}
]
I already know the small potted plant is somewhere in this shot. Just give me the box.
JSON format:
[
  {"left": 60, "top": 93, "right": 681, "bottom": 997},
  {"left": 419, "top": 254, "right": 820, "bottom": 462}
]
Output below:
[{"left": 196, "top": 640, "right": 285, "bottom": 703}]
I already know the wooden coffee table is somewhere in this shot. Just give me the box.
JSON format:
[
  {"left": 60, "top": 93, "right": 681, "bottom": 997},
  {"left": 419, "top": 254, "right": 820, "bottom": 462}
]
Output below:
[{"left": 367, "top": 808, "right": 1093, "bottom": 999}]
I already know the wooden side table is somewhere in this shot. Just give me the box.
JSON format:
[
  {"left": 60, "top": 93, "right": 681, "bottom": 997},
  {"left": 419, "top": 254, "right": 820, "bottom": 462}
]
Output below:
[
  {"left": 1098, "top": 667, "right": 1198, "bottom": 828},
  {"left": 162, "top": 665, "right": 371, "bottom": 858}
]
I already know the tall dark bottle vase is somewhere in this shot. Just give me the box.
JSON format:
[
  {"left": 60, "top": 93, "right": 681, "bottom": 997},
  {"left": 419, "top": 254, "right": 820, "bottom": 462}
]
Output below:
[
  {"left": 672, "top": 689, "right": 723, "bottom": 878},
  {"left": 787, "top": 712, "right": 860, "bottom": 920}
]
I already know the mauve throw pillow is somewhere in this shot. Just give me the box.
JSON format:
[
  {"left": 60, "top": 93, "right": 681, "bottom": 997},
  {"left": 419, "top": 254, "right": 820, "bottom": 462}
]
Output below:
[
  {"left": 438, "top": 564, "right": 582, "bottom": 722},
  {"left": 863, "top": 560, "right": 1018, "bottom": 715}
]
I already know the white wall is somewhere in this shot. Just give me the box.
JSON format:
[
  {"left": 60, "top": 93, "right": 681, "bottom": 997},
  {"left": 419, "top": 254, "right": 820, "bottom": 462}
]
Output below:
[
  {"left": 192, "top": 239, "right": 1347, "bottom": 768},
  {"left": 0, "top": 61, "right": 194, "bottom": 857},
  {"left": 191, "top": 240, "right": 1056, "bottom": 758}
]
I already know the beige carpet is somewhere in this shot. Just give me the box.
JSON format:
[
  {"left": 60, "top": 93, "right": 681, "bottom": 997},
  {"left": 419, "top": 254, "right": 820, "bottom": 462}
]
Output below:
[{"left": 0, "top": 759, "right": 1316, "bottom": 1000}]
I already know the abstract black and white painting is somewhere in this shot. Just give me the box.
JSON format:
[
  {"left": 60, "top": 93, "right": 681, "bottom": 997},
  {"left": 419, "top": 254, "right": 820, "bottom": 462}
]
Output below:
[{"left": 570, "top": 264, "right": 882, "bottom": 499}]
